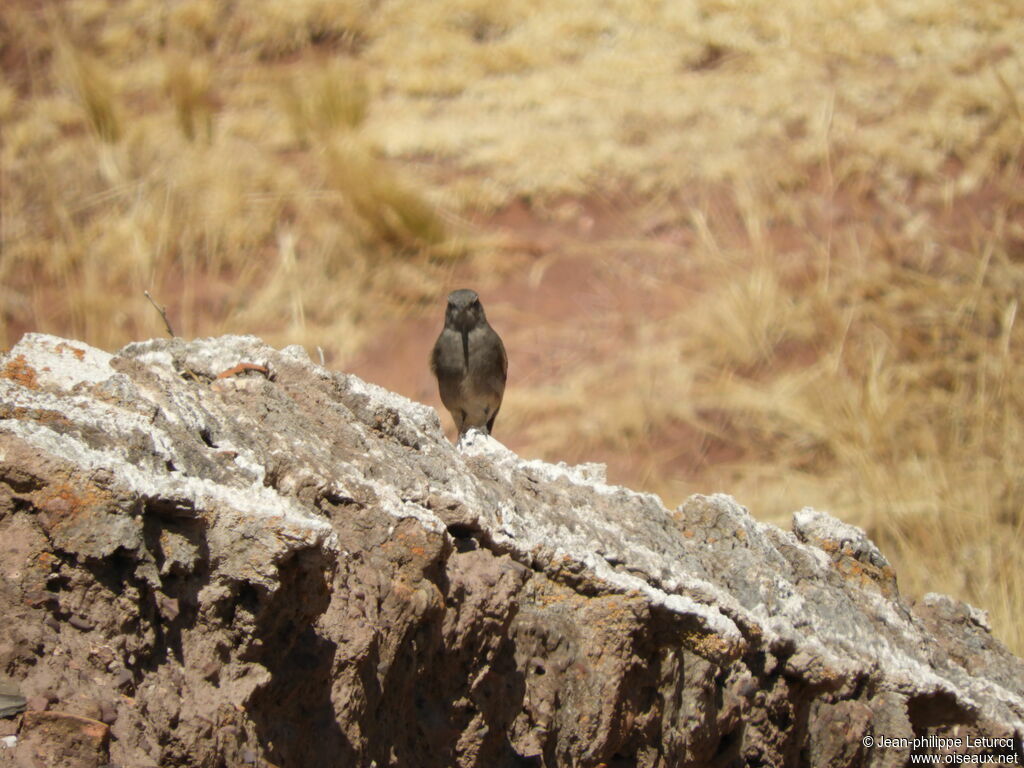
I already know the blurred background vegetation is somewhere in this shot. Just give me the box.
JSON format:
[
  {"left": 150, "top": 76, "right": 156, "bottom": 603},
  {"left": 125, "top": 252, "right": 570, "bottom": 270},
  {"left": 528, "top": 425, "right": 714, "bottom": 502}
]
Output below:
[{"left": 1, "top": 0, "right": 1022, "bottom": 651}]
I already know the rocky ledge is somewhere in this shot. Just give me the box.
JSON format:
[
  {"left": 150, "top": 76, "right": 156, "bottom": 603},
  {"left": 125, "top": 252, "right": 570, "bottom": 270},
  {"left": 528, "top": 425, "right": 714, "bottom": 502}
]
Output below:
[{"left": 0, "top": 333, "right": 1021, "bottom": 767}]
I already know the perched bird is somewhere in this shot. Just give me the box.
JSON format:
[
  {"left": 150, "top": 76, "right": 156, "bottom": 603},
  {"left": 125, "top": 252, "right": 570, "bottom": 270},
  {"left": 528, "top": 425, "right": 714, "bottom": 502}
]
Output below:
[{"left": 430, "top": 289, "right": 507, "bottom": 437}]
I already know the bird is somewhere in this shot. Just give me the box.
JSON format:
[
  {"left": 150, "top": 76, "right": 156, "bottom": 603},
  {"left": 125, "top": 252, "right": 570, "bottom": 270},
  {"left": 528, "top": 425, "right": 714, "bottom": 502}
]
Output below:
[{"left": 430, "top": 289, "right": 507, "bottom": 438}]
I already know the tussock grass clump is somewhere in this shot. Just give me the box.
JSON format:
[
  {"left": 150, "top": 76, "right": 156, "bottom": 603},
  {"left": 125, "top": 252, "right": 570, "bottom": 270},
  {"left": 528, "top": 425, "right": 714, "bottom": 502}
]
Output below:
[
  {"left": 280, "top": 61, "right": 448, "bottom": 252},
  {"left": 224, "top": 0, "right": 372, "bottom": 59},
  {"left": 164, "top": 54, "right": 216, "bottom": 142},
  {"left": 282, "top": 62, "right": 370, "bottom": 143},
  {"left": 325, "top": 139, "right": 447, "bottom": 252},
  {"left": 62, "top": 47, "right": 123, "bottom": 143}
]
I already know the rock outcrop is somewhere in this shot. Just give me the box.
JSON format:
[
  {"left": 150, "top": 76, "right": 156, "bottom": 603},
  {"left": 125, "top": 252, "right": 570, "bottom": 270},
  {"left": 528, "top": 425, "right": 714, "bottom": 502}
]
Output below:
[{"left": 0, "top": 333, "right": 1021, "bottom": 767}]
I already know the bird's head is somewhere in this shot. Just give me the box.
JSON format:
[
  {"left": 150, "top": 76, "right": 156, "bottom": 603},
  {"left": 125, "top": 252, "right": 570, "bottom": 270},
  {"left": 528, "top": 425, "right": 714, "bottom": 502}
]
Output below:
[{"left": 445, "top": 289, "right": 486, "bottom": 331}]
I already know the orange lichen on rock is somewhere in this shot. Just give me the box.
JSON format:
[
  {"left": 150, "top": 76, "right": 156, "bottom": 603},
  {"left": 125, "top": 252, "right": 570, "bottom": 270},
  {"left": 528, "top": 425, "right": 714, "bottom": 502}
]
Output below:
[
  {"left": 33, "top": 481, "right": 117, "bottom": 541},
  {"left": 1, "top": 354, "right": 40, "bottom": 390},
  {"left": 54, "top": 342, "right": 87, "bottom": 361},
  {"left": 833, "top": 556, "right": 900, "bottom": 600}
]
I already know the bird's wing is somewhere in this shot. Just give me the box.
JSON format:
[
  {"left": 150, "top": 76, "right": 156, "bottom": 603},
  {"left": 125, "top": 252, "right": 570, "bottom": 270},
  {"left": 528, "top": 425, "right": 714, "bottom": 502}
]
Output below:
[
  {"left": 428, "top": 334, "right": 442, "bottom": 377},
  {"left": 498, "top": 333, "right": 508, "bottom": 380}
]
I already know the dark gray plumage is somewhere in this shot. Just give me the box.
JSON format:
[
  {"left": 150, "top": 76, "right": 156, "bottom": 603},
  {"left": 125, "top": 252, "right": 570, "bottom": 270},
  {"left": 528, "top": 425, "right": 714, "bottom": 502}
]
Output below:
[{"left": 430, "top": 289, "right": 507, "bottom": 437}]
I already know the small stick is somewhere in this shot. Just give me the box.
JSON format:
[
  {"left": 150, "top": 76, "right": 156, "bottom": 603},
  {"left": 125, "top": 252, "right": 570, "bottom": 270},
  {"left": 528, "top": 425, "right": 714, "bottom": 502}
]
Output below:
[
  {"left": 144, "top": 291, "right": 176, "bottom": 337},
  {"left": 215, "top": 363, "right": 269, "bottom": 379}
]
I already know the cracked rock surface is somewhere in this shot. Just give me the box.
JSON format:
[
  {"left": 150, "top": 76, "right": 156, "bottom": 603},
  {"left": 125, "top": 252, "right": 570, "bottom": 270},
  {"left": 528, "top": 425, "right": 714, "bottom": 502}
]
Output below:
[{"left": 0, "top": 333, "right": 1021, "bottom": 767}]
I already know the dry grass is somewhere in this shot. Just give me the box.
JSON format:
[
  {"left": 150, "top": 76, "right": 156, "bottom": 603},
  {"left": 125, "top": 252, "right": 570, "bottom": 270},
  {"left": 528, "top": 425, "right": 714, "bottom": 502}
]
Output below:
[
  {"left": 1, "top": 0, "right": 1022, "bottom": 652},
  {"left": 0, "top": 0, "right": 451, "bottom": 356}
]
